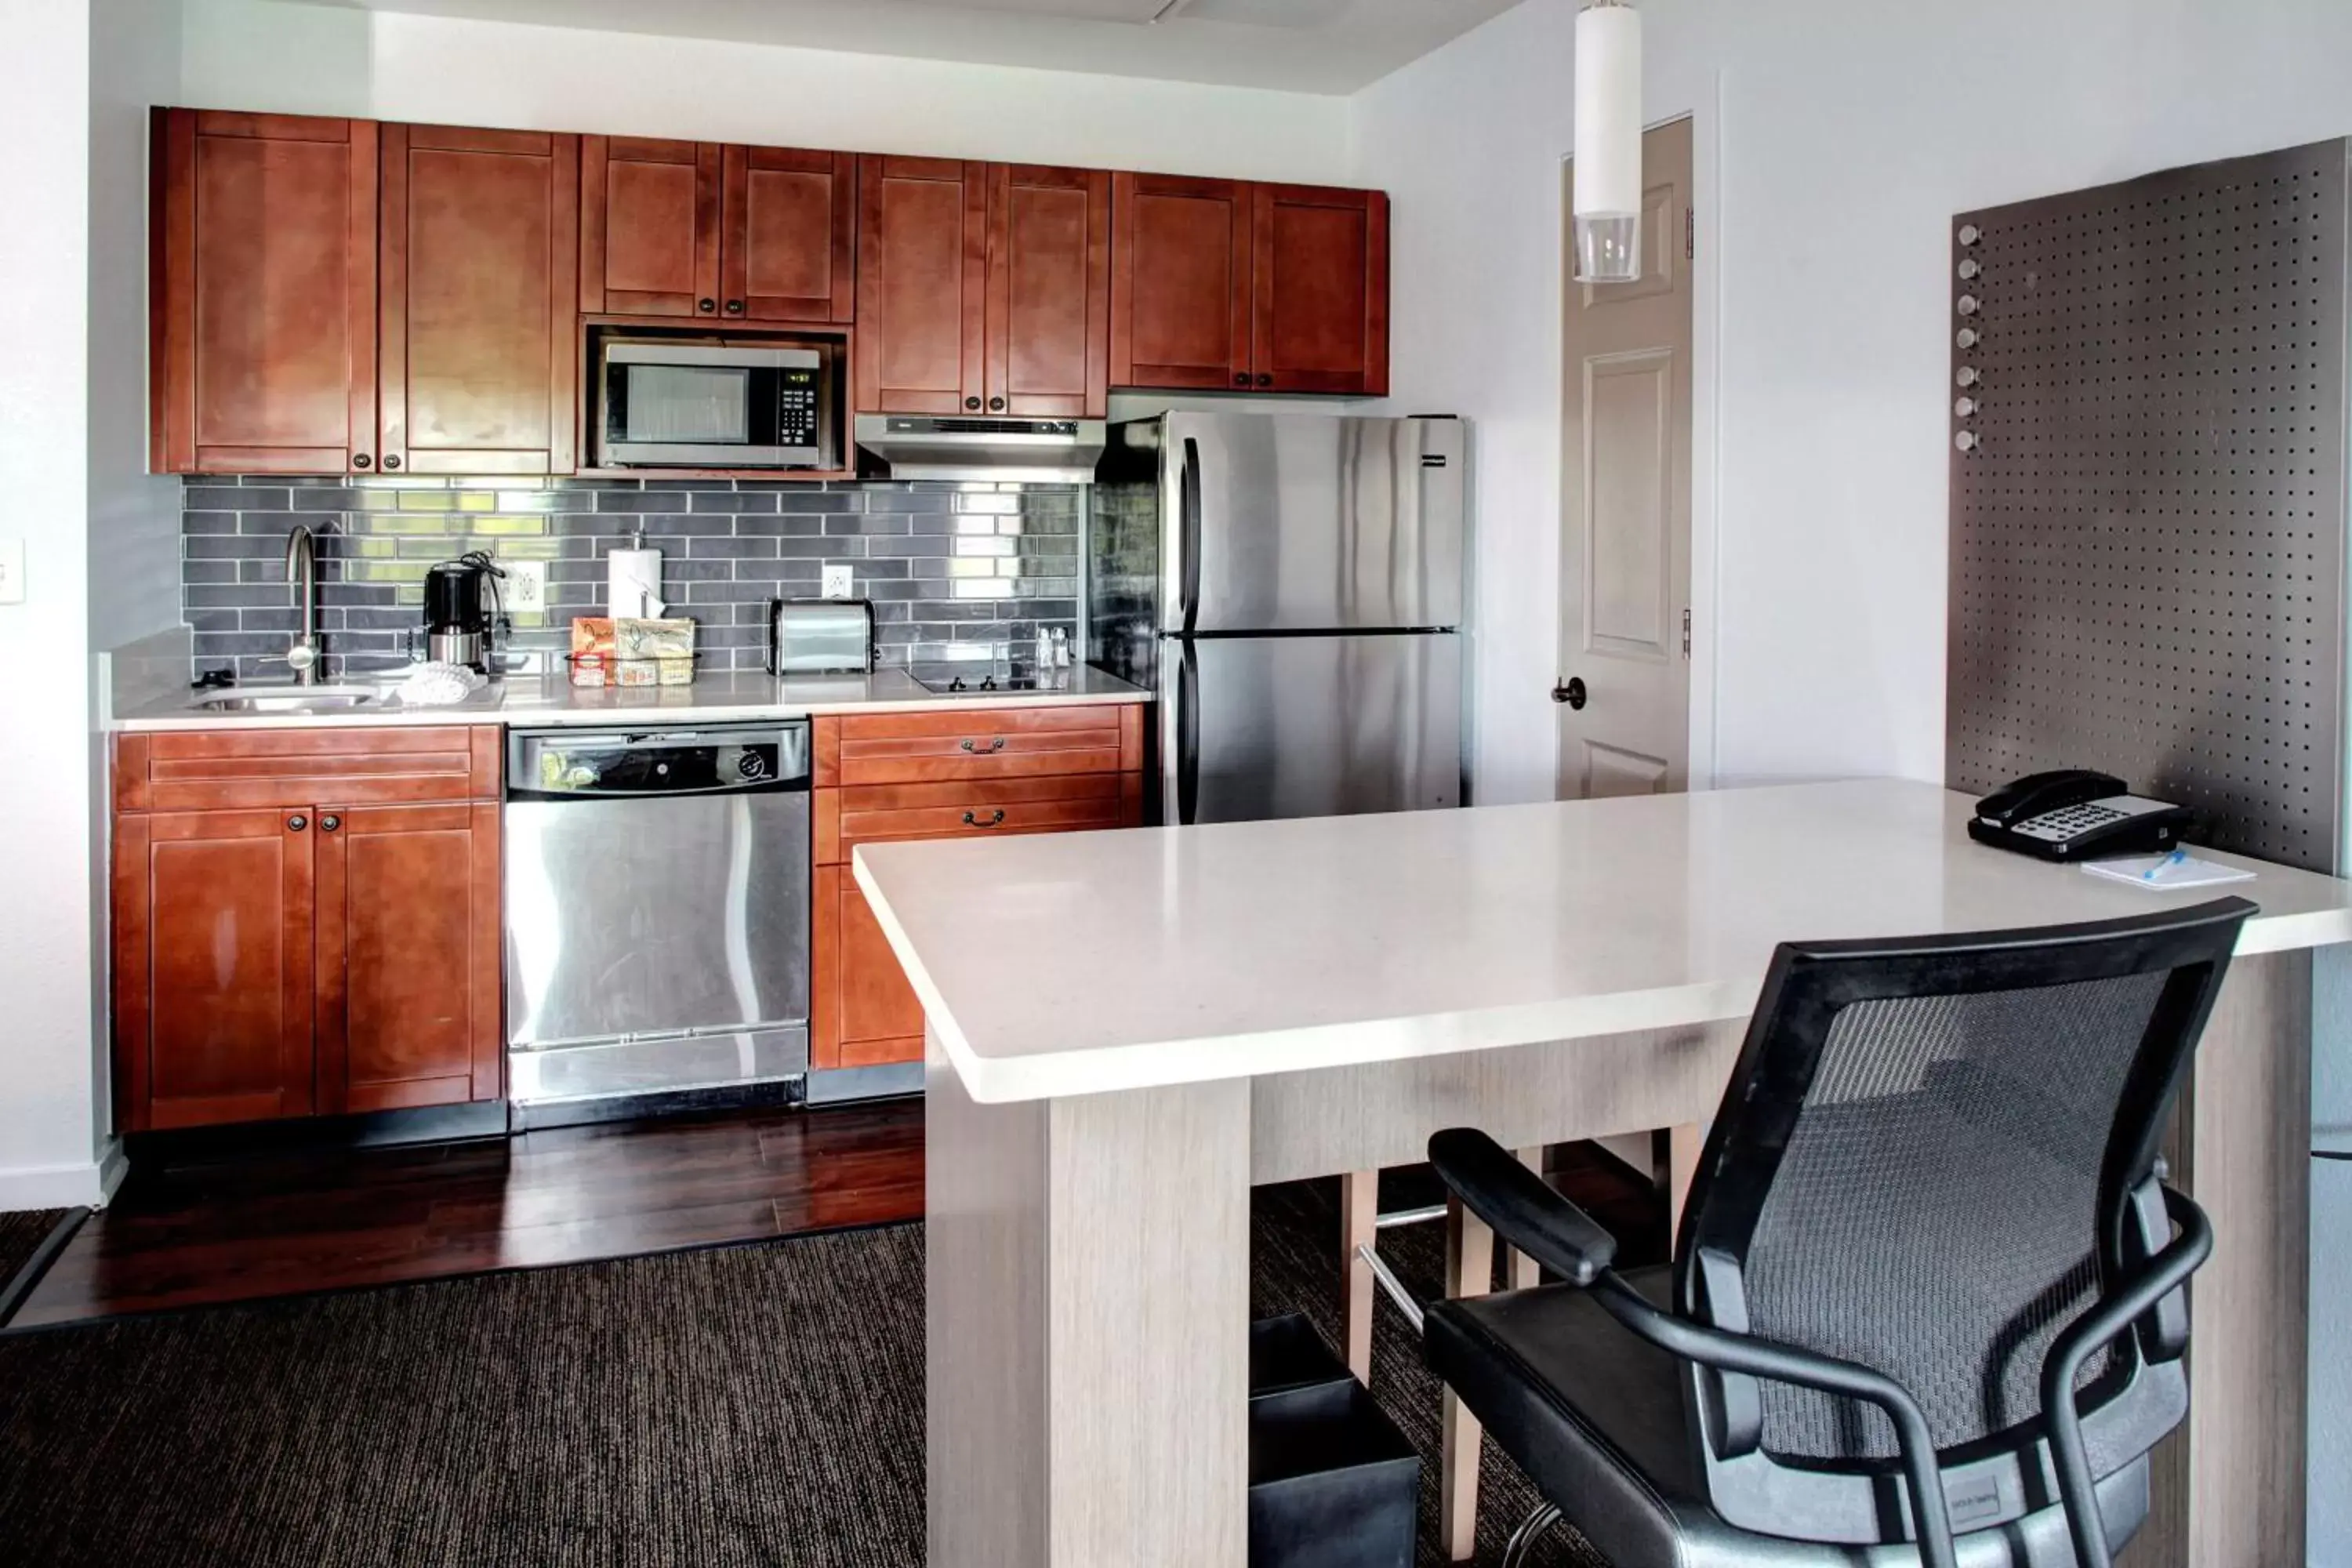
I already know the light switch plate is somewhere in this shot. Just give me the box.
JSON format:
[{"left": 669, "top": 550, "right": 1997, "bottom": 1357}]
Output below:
[
  {"left": 0, "top": 538, "right": 22, "bottom": 604},
  {"left": 822, "top": 564, "right": 854, "bottom": 599},
  {"left": 501, "top": 558, "right": 547, "bottom": 614}
]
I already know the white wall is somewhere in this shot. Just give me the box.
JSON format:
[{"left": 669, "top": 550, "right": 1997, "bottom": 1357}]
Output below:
[
  {"left": 1352, "top": 0, "right": 2352, "bottom": 801},
  {"left": 0, "top": 0, "right": 100, "bottom": 1208},
  {"left": 180, "top": 0, "right": 1352, "bottom": 183}
]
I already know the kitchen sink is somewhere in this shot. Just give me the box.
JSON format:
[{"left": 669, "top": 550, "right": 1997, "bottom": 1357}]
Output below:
[{"left": 189, "top": 685, "right": 388, "bottom": 713}]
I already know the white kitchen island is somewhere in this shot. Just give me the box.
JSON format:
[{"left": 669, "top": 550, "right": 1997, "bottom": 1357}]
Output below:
[{"left": 855, "top": 779, "right": 2352, "bottom": 1568}]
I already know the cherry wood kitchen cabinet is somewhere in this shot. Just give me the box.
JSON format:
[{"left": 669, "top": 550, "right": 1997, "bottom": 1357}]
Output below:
[
  {"left": 808, "top": 705, "right": 1145, "bottom": 1072},
  {"left": 1109, "top": 174, "right": 1389, "bottom": 397},
  {"left": 858, "top": 158, "right": 1111, "bottom": 418},
  {"left": 112, "top": 728, "right": 503, "bottom": 1131},
  {"left": 379, "top": 125, "right": 580, "bottom": 476},
  {"left": 580, "top": 136, "right": 855, "bottom": 325},
  {"left": 150, "top": 110, "right": 379, "bottom": 475}
]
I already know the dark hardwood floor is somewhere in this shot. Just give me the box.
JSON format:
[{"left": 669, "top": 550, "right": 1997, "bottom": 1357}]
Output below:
[
  {"left": 9, "top": 1096, "right": 1667, "bottom": 1333},
  {"left": 11, "top": 1099, "right": 926, "bottom": 1330}
]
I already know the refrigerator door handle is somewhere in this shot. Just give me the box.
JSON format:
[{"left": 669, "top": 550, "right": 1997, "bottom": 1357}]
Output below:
[
  {"left": 1178, "top": 437, "right": 1203, "bottom": 636},
  {"left": 1175, "top": 638, "right": 1201, "bottom": 826}
]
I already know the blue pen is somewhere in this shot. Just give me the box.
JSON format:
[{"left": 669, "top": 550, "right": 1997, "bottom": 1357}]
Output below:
[{"left": 2141, "top": 848, "right": 2190, "bottom": 880}]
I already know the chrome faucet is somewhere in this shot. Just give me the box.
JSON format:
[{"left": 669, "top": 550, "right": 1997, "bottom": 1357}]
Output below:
[{"left": 284, "top": 524, "right": 321, "bottom": 685}]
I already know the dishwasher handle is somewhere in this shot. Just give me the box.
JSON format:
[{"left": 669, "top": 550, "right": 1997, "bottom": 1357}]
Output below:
[{"left": 506, "top": 723, "right": 811, "bottom": 800}]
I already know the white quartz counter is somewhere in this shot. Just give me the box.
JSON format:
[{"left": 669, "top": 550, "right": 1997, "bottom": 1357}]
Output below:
[
  {"left": 856, "top": 778, "right": 2352, "bottom": 1105},
  {"left": 113, "top": 664, "right": 1149, "bottom": 731}
]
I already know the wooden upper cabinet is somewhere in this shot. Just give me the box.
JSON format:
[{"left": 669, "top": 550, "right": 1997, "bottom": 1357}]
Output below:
[
  {"left": 151, "top": 109, "right": 379, "bottom": 475},
  {"left": 1252, "top": 183, "right": 1389, "bottom": 397},
  {"left": 379, "top": 124, "right": 580, "bottom": 477},
  {"left": 1109, "top": 172, "right": 1253, "bottom": 392},
  {"left": 113, "top": 808, "right": 318, "bottom": 1131},
  {"left": 856, "top": 156, "right": 987, "bottom": 415},
  {"left": 724, "top": 145, "right": 856, "bottom": 324},
  {"left": 314, "top": 801, "right": 503, "bottom": 1115},
  {"left": 579, "top": 136, "right": 720, "bottom": 318},
  {"left": 985, "top": 165, "right": 1110, "bottom": 419}
]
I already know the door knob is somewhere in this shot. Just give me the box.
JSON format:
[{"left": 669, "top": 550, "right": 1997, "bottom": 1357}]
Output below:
[
  {"left": 286, "top": 815, "right": 309, "bottom": 832},
  {"left": 1234, "top": 372, "right": 1250, "bottom": 387},
  {"left": 383, "top": 455, "right": 402, "bottom": 470},
  {"left": 988, "top": 397, "right": 1005, "bottom": 412},
  {"left": 320, "top": 815, "right": 341, "bottom": 833},
  {"left": 1256, "top": 374, "right": 1273, "bottom": 388},
  {"left": 1552, "top": 677, "right": 1588, "bottom": 710},
  {"left": 964, "top": 397, "right": 982, "bottom": 411},
  {"left": 725, "top": 300, "right": 746, "bottom": 314},
  {"left": 353, "top": 454, "right": 372, "bottom": 470},
  {"left": 699, "top": 298, "right": 715, "bottom": 314}
]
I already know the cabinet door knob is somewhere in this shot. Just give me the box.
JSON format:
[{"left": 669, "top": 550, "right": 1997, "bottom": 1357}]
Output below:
[
  {"left": 988, "top": 397, "right": 1005, "bottom": 412},
  {"left": 725, "top": 299, "right": 745, "bottom": 314},
  {"left": 699, "top": 298, "right": 715, "bottom": 314},
  {"left": 961, "top": 809, "right": 1006, "bottom": 828},
  {"left": 1256, "top": 374, "right": 1274, "bottom": 388},
  {"left": 353, "top": 453, "right": 372, "bottom": 470},
  {"left": 320, "top": 815, "right": 341, "bottom": 833},
  {"left": 964, "top": 397, "right": 982, "bottom": 411},
  {"left": 383, "top": 455, "right": 402, "bottom": 470},
  {"left": 1233, "top": 372, "right": 1250, "bottom": 387},
  {"left": 960, "top": 736, "right": 1007, "bottom": 754},
  {"left": 286, "top": 815, "right": 308, "bottom": 832}
]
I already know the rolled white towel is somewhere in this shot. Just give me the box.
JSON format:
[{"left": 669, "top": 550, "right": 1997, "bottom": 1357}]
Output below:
[{"left": 397, "top": 661, "right": 488, "bottom": 708}]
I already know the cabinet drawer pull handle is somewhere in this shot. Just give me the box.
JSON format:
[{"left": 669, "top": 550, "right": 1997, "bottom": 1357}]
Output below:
[
  {"left": 320, "top": 815, "right": 341, "bottom": 833},
  {"left": 962, "top": 809, "right": 1006, "bottom": 827},
  {"left": 286, "top": 815, "right": 308, "bottom": 833},
  {"left": 960, "top": 736, "right": 1007, "bottom": 753}
]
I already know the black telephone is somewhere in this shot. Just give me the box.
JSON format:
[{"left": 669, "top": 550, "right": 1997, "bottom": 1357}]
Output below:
[{"left": 1968, "top": 769, "right": 2195, "bottom": 861}]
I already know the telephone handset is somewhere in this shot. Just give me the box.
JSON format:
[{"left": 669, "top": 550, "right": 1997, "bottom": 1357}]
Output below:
[{"left": 1967, "top": 769, "right": 2194, "bottom": 861}]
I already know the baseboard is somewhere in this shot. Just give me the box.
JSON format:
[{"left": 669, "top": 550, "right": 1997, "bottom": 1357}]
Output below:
[{"left": 0, "top": 1155, "right": 120, "bottom": 1211}]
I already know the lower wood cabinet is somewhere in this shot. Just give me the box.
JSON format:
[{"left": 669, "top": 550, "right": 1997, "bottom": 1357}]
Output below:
[
  {"left": 809, "top": 704, "right": 1145, "bottom": 1072},
  {"left": 111, "top": 729, "right": 503, "bottom": 1132}
]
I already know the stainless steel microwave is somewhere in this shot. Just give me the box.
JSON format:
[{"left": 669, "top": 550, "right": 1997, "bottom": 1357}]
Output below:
[{"left": 594, "top": 339, "right": 832, "bottom": 469}]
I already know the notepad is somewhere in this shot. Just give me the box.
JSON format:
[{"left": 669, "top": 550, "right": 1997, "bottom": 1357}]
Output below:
[{"left": 2082, "top": 853, "right": 2256, "bottom": 890}]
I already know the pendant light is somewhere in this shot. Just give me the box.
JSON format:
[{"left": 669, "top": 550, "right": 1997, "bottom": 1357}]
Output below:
[{"left": 1573, "top": 0, "right": 1643, "bottom": 283}]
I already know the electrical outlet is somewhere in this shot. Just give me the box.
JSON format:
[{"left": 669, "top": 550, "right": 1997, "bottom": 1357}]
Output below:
[
  {"left": 0, "top": 538, "right": 21, "bottom": 604},
  {"left": 822, "top": 564, "right": 854, "bottom": 599},
  {"left": 501, "top": 559, "right": 547, "bottom": 615}
]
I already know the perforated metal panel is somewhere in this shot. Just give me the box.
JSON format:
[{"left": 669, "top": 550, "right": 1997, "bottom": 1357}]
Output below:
[{"left": 1947, "top": 140, "right": 2351, "bottom": 873}]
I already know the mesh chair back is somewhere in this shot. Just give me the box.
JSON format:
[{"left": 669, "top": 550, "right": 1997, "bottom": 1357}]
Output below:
[{"left": 1679, "top": 898, "right": 2249, "bottom": 1466}]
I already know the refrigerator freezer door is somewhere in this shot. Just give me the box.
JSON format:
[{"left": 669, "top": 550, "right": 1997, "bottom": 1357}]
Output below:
[
  {"left": 1163, "top": 632, "right": 1463, "bottom": 825},
  {"left": 1166, "top": 414, "right": 1465, "bottom": 633}
]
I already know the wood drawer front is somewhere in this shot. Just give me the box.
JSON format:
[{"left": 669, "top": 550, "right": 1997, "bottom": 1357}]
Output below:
[
  {"left": 815, "top": 704, "right": 1142, "bottom": 786},
  {"left": 816, "top": 774, "right": 1129, "bottom": 865},
  {"left": 117, "top": 727, "right": 500, "bottom": 811}
]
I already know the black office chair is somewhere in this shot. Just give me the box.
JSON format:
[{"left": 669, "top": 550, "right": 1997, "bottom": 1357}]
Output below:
[{"left": 1421, "top": 898, "right": 2252, "bottom": 1568}]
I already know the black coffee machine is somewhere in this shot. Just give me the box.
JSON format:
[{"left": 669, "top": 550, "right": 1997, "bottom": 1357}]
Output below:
[{"left": 422, "top": 552, "right": 505, "bottom": 673}]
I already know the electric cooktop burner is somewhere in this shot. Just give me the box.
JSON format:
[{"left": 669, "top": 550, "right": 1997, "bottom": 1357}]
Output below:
[{"left": 909, "top": 666, "right": 1047, "bottom": 695}]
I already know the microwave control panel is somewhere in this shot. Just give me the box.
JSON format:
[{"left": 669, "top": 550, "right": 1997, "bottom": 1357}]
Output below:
[{"left": 779, "top": 368, "right": 818, "bottom": 449}]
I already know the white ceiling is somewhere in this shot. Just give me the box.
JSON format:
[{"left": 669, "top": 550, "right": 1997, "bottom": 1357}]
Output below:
[{"left": 286, "top": 0, "right": 1525, "bottom": 93}]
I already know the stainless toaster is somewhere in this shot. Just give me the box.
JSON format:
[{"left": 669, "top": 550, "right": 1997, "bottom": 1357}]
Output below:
[{"left": 768, "top": 597, "right": 875, "bottom": 675}]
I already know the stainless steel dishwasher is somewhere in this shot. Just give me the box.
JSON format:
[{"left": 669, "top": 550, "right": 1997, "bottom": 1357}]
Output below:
[{"left": 504, "top": 722, "right": 811, "bottom": 1120}]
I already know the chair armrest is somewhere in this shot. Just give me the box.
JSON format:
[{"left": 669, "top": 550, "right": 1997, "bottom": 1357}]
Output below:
[
  {"left": 1586, "top": 1273, "right": 1960, "bottom": 1568},
  {"left": 1427, "top": 1127, "right": 1617, "bottom": 1286}
]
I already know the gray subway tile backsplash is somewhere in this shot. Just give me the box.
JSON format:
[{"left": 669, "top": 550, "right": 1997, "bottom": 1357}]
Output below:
[{"left": 183, "top": 475, "right": 1085, "bottom": 683}]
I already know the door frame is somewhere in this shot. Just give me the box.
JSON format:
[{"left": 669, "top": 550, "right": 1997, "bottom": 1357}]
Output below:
[{"left": 1555, "top": 98, "right": 1721, "bottom": 793}]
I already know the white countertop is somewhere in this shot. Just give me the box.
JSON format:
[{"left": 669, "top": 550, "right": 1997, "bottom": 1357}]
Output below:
[
  {"left": 855, "top": 778, "right": 2352, "bottom": 1105},
  {"left": 113, "top": 664, "right": 1148, "bottom": 731}
]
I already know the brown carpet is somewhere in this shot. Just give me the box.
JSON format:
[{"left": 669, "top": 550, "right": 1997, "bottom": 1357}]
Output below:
[{"left": 0, "top": 1181, "right": 1605, "bottom": 1567}]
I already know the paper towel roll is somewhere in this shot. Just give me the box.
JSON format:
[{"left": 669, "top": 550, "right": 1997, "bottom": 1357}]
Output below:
[{"left": 606, "top": 548, "right": 666, "bottom": 619}]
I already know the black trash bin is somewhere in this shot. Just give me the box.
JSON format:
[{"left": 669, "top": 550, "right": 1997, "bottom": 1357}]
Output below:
[{"left": 1247, "top": 1315, "right": 1420, "bottom": 1568}]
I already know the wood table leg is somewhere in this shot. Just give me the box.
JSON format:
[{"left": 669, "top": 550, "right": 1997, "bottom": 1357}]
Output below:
[
  {"left": 1440, "top": 1195, "right": 1497, "bottom": 1562},
  {"left": 927, "top": 1029, "right": 1253, "bottom": 1568},
  {"left": 1341, "top": 1168, "right": 1378, "bottom": 1382},
  {"left": 1508, "top": 1145, "right": 1543, "bottom": 1290},
  {"left": 1667, "top": 1123, "right": 1704, "bottom": 1251}
]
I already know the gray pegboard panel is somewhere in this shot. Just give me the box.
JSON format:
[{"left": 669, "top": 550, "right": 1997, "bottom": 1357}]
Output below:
[{"left": 1947, "top": 139, "right": 2350, "bottom": 873}]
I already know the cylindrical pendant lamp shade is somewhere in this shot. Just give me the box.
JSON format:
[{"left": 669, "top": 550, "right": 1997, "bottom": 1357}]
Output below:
[{"left": 1573, "top": 1, "right": 1642, "bottom": 283}]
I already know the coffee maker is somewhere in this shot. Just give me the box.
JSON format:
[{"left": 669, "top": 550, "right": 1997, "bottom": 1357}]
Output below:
[{"left": 421, "top": 552, "right": 504, "bottom": 673}]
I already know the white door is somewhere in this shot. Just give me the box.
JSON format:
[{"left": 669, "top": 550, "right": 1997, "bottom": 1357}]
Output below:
[{"left": 1556, "top": 117, "right": 1695, "bottom": 800}]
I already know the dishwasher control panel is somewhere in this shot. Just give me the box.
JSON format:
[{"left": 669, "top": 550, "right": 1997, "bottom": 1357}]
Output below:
[{"left": 506, "top": 723, "right": 811, "bottom": 800}]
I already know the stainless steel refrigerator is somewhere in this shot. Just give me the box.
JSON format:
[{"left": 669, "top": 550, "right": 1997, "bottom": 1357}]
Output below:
[{"left": 1090, "top": 412, "right": 1467, "bottom": 825}]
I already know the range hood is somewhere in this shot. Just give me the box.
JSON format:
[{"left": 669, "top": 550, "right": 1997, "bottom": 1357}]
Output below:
[{"left": 854, "top": 414, "right": 1106, "bottom": 484}]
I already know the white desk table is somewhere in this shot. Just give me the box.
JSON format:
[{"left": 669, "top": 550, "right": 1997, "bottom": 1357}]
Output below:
[{"left": 858, "top": 779, "right": 2352, "bottom": 1568}]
